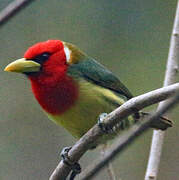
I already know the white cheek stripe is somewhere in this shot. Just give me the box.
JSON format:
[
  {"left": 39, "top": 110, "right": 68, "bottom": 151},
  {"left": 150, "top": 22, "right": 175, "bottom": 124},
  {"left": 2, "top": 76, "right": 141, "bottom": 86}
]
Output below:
[{"left": 63, "top": 45, "right": 71, "bottom": 63}]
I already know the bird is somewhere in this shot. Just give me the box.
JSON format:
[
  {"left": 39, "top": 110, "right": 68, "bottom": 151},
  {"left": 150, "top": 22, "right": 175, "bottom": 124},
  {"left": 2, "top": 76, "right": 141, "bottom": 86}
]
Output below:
[{"left": 4, "top": 40, "right": 171, "bottom": 178}]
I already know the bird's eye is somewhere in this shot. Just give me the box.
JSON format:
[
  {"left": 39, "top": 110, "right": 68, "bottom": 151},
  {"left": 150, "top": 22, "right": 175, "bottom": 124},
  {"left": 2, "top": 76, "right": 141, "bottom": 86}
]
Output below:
[{"left": 34, "top": 52, "right": 50, "bottom": 64}]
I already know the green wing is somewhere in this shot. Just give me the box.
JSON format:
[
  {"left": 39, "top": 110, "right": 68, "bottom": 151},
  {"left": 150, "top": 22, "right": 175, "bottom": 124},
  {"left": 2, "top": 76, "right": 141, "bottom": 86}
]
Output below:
[{"left": 67, "top": 57, "right": 133, "bottom": 99}]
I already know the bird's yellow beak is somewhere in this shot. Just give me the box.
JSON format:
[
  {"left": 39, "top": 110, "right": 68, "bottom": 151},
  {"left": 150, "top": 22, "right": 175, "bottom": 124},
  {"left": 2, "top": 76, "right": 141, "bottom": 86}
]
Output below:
[{"left": 4, "top": 58, "right": 41, "bottom": 73}]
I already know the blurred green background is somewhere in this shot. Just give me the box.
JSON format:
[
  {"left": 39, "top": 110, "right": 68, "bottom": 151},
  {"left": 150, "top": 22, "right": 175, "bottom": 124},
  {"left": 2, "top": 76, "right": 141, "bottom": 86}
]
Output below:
[{"left": 0, "top": 0, "right": 179, "bottom": 179}]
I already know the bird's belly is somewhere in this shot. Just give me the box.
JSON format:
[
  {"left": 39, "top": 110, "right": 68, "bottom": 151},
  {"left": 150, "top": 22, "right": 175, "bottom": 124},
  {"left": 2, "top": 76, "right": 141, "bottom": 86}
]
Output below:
[{"left": 46, "top": 81, "right": 126, "bottom": 138}]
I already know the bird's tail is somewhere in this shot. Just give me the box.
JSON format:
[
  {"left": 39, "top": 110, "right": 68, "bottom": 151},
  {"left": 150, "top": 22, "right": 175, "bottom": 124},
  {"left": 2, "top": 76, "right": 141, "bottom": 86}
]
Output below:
[{"left": 139, "top": 112, "right": 172, "bottom": 130}]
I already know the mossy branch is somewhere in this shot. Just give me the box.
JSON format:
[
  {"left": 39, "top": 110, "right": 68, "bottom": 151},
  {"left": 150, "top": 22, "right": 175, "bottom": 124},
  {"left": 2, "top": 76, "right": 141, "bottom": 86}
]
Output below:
[{"left": 49, "top": 83, "right": 179, "bottom": 180}]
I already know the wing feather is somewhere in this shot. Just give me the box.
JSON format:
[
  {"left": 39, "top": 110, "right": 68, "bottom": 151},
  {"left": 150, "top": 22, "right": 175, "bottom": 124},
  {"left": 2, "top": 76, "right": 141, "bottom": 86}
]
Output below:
[{"left": 67, "top": 57, "right": 133, "bottom": 99}]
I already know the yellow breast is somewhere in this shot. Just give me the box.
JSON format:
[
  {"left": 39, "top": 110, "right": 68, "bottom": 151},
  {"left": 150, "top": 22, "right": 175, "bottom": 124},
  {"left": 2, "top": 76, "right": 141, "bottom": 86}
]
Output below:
[{"left": 46, "top": 80, "right": 127, "bottom": 138}]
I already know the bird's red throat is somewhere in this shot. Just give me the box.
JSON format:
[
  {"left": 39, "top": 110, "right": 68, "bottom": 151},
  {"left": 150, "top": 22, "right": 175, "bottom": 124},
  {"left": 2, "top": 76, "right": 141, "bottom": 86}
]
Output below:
[{"left": 28, "top": 69, "right": 79, "bottom": 115}]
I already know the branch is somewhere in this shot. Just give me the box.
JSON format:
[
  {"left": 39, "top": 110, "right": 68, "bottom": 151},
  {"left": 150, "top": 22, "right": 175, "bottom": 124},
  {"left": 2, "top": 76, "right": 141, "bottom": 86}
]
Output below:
[
  {"left": 145, "top": 1, "right": 179, "bottom": 179},
  {"left": 49, "top": 83, "right": 179, "bottom": 180},
  {"left": 0, "top": 0, "right": 35, "bottom": 26},
  {"left": 79, "top": 94, "right": 179, "bottom": 180}
]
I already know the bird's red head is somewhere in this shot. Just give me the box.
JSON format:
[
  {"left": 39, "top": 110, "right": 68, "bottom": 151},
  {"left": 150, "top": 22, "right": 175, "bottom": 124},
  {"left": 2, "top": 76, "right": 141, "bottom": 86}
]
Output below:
[
  {"left": 24, "top": 40, "right": 68, "bottom": 80},
  {"left": 24, "top": 40, "right": 64, "bottom": 59},
  {"left": 5, "top": 40, "right": 82, "bottom": 114}
]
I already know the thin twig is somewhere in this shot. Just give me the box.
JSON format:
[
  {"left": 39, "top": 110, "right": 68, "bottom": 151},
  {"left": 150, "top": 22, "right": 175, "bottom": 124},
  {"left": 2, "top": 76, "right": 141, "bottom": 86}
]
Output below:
[
  {"left": 0, "top": 0, "right": 35, "bottom": 26},
  {"left": 106, "top": 162, "right": 116, "bottom": 180},
  {"left": 49, "top": 83, "right": 179, "bottom": 180},
  {"left": 101, "top": 145, "right": 116, "bottom": 180},
  {"left": 145, "top": 1, "right": 179, "bottom": 180},
  {"left": 79, "top": 94, "right": 179, "bottom": 180}
]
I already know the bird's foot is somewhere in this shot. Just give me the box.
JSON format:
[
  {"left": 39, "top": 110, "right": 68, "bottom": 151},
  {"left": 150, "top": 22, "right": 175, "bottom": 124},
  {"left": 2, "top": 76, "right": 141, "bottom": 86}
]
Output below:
[
  {"left": 98, "top": 113, "right": 115, "bottom": 134},
  {"left": 60, "top": 146, "right": 81, "bottom": 180}
]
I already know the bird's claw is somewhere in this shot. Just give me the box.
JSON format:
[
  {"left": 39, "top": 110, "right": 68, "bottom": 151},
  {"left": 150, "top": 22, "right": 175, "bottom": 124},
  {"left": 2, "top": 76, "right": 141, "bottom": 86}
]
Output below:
[
  {"left": 60, "top": 146, "right": 72, "bottom": 164},
  {"left": 60, "top": 146, "right": 81, "bottom": 180},
  {"left": 98, "top": 113, "right": 114, "bottom": 133}
]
